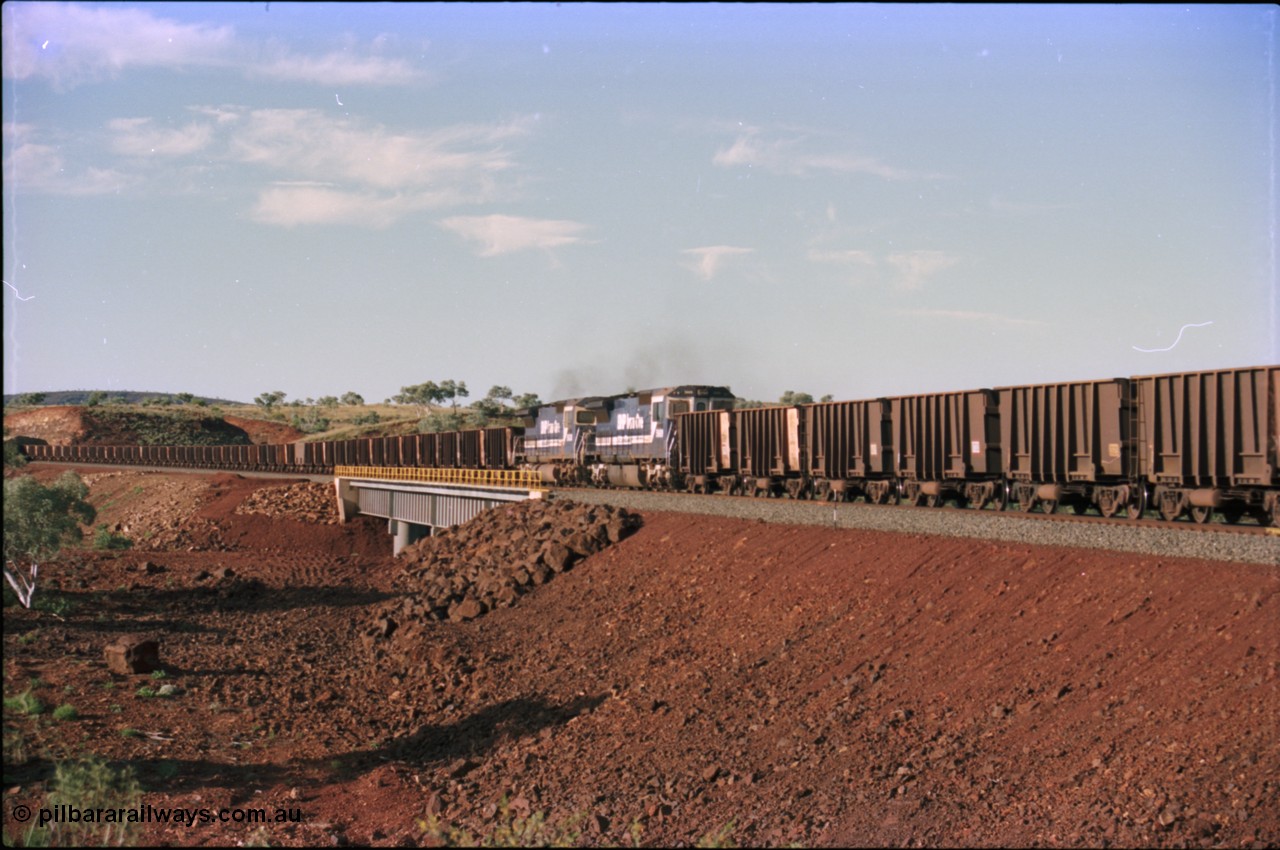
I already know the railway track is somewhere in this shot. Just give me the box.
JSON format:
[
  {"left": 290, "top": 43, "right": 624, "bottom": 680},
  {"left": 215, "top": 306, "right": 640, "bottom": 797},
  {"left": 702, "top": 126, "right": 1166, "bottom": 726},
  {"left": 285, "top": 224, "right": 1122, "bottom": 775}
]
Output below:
[
  {"left": 551, "top": 486, "right": 1279, "bottom": 565},
  {"left": 551, "top": 484, "right": 1278, "bottom": 536}
]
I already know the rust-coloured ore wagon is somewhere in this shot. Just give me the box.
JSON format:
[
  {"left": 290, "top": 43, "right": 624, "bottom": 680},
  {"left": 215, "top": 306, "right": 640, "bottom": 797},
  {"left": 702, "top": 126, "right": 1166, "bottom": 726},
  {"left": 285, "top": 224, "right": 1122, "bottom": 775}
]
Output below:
[
  {"left": 676, "top": 408, "right": 735, "bottom": 494},
  {"left": 1132, "top": 366, "right": 1279, "bottom": 524},
  {"left": 801, "top": 398, "right": 895, "bottom": 503},
  {"left": 887, "top": 389, "right": 1004, "bottom": 508},
  {"left": 998, "top": 378, "right": 1141, "bottom": 517}
]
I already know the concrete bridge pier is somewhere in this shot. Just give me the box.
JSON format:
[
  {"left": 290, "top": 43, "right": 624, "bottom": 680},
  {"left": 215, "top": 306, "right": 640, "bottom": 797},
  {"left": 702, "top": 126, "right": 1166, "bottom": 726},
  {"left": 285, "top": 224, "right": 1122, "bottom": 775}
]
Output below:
[{"left": 390, "top": 518, "right": 431, "bottom": 556}]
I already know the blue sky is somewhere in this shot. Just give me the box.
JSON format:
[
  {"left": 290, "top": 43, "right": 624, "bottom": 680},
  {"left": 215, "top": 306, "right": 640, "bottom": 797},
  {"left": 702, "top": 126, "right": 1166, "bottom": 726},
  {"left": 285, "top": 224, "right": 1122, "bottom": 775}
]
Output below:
[{"left": 3, "top": 3, "right": 1276, "bottom": 404}]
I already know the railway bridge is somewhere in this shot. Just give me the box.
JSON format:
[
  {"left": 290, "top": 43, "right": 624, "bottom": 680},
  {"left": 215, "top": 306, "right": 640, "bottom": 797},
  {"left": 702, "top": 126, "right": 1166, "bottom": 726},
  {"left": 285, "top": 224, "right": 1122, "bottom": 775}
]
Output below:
[{"left": 333, "top": 466, "right": 545, "bottom": 555}]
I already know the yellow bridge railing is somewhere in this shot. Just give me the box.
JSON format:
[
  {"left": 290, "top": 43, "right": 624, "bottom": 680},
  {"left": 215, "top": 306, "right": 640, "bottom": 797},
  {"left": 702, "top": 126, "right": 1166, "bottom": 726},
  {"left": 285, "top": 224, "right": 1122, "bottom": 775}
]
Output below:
[{"left": 334, "top": 465, "right": 545, "bottom": 490}]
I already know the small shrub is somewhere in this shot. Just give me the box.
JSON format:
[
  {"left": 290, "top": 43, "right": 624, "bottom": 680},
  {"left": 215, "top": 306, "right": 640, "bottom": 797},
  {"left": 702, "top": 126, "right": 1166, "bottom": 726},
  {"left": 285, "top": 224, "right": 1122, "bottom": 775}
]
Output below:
[
  {"left": 4, "top": 689, "right": 45, "bottom": 716},
  {"left": 52, "top": 703, "right": 79, "bottom": 721},
  {"left": 135, "top": 686, "right": 158, "bottom": 699},
  {"left": 33, "top": 593, "right": 77, "bottom": 617},
  {"left": 93, "top": 524, "right": 133, "bottom": 551},
  {"left": 150, "top": 669, "right": 168, "bottom": 680},
  {"left": 27, "top": 756, "right": 143, "bottom": 847},
  {"left": 419, "top": 797, "right": 584, "bottom": 847},
  {"left": 119, "top": 728, "right": 141, "bottom": 738}
]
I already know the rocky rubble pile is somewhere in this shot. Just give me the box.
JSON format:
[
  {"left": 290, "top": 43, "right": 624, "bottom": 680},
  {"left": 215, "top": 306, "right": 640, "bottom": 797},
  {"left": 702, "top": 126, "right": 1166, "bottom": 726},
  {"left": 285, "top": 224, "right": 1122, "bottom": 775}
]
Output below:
[
  {"left": 234, "top": 481, "right": 339, "bottom": 524},
  {"left": 364, "top": 498, "right": 640, "bottom": 655}
]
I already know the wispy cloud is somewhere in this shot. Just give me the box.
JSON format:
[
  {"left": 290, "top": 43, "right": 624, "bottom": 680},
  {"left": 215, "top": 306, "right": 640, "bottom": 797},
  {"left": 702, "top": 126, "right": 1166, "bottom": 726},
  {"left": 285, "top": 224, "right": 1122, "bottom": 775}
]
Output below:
[
  {"left": 807, "top": 245, "right": 957, "bottom": 291},
  {"left": 252, "top": 185, "right": 427, "bottom": 229},
  {"left": 886, "top": 250, "right": 960, "bottom": 291},
  {"left": 440, "top": 214, "right": 590, "bottom": 256},
  {"left": 2, "top": 135, "right": 131, "bottom": 196},
  {"left": 108, "top": 118, "right": 214, "bottom": 158},
  {"left": 895, "top": 308, "right": 1048, "bottom": 328},
  {"left": 7, "top": 104, "right": 536, "bottom": 220},
  {"left": 713, "top": 126, "right": 942, "bottom": 180},
  {"left": 681, "top": 245, "right": 754, "bottom": 281},
  {"left": 1, "top": 2, "right": 234, "bottom": 87},
  {"left": 251, "top": 51, "right": 421, "bottom": 86},
  {"left": 232, "top": 109, "right": 527, "bottom": 192},
  {"left": 2, "top": 3, "right": 423, "bottom": 89},
  {"left": 807, "top": 248, "right": 877, "bottom": 267}
]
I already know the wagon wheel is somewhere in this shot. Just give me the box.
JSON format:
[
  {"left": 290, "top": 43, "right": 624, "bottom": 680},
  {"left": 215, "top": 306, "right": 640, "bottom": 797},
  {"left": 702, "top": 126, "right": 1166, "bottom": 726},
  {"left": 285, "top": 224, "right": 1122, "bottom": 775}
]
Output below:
[
  {"left": 1189, "top": 504, "right": 1213, "bottom": 525},
  {"left": 972, "top": 492, "right": 989, "bottom": 511},
  {"left": 991, "top": 482, "right": 1009, "bottom": 512},
  {"left": 1099, "top": 495, "right": 1119, "bottom": 519},
  {"left": 1018, "top": 493, "right": 1036, "bottom": 513},
  {"left": 1040, "top": 499, "right": 1058, "bottom": 515},
  {"left": 926, "top": 493, "right": 944, "bottom": 508},
  {"left": 1220, "top": 505, "right": 1244, "bottom": 525},
  {"left": 1126, "top": 485, "right": 1148, "bottom": 521}
]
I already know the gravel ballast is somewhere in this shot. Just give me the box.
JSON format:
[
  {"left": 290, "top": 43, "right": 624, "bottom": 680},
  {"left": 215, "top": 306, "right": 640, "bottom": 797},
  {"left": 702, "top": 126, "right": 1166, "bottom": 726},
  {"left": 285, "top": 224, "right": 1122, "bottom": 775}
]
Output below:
[{"left": 553, "top": 488, "right": 1279, "bottom": 565}]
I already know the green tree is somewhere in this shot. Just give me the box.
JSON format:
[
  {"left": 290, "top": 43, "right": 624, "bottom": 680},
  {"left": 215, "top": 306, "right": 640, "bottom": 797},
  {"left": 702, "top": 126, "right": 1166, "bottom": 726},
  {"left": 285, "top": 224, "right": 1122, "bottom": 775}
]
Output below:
[
  {"left": 340, "top": 391, "right": 365, "bottom": 406},
  {"left": 14, "top": 392, "right": 46, "bottom": 406},
  {"left": 4, "top": 473, "right": 96, "bottom": 608},
  {"left": 438, "top": 380, "right": 469, "bottom": 412},
  {"left": 779, "top": 390, "right": 814, "bottom": 405},
  {"left": 513, "top": 392, "right": 542, "bottom": 410},
  {"left": 316, "top": 395, "right": 339, "bottom": 408},
  {"left": 175, "top": 392, "right": 195, "bottom": 405},
  {"left": 254, "top": 390, "right": 286, "bottom": 411},
  {"left": 394, "top": 382, "right": 443, "bottom": 417},
  {"left": 85, "top": 391, "right": 106, "bottom": 407}
]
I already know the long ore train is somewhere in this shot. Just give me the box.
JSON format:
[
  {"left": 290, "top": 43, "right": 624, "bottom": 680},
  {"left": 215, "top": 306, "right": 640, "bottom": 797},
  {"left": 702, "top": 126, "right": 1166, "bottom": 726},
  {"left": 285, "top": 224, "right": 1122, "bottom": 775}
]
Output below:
[{"left": 20, "top": 365, "right": 1280, "bottom": 527}]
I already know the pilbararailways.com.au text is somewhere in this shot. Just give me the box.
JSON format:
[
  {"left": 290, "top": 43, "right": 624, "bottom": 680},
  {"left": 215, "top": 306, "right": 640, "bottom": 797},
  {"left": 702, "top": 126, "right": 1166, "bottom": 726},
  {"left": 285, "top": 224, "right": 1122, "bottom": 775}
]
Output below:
[{"left": 35, "top": 803, "right": 303, "bottom": 828}]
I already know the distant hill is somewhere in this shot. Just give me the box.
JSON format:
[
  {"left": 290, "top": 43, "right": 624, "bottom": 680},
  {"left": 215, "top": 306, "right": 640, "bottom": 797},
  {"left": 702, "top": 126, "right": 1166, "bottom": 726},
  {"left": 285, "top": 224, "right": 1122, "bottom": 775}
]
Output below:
[{"left": 3, "top": 390, "right": 244, "bottom": 406}]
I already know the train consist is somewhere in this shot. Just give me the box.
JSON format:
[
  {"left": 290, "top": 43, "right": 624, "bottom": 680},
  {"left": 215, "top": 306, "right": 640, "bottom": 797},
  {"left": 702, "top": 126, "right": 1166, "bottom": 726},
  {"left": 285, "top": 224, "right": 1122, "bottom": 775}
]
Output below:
[{"left": 20, "top": 366, "right": 1280, "bottom": 526}]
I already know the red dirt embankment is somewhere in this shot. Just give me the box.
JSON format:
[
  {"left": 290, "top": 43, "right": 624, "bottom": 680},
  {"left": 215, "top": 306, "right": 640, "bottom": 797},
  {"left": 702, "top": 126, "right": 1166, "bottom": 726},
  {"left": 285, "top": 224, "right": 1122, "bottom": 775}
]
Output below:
[
  {"left": 2, "top": 468, "right": 1275, "bottom": 848},
  {"left": 2, "top": 406, "right": 88, "bottom": 445}
]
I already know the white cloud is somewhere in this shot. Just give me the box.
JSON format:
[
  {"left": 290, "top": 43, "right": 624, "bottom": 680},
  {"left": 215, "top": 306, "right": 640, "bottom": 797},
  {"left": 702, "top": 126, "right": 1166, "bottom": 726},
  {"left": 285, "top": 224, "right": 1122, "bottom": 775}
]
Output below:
[
  {"left": 252, "top": 51, "right": 421, "bottom": 86},
  {"left": 2, "top": 141, "right": 130, "bottom": 195},
  {"left": 251, "top": 184, "right": 421, "bottom": 228},
  {"left": 713, "top": 127, "right": 942, "bottom": 180},
  {"left": 230, "top": 109, "right": 527, "bottom": 193},
  {"left": 2, "top": 3, "right": 423, "bottom": 89},
  {"left": 440, "top": 215, "right": 589, "bottom": 256},
  {"left": 886, "top": 250, "right": 960, "bottom": 290},
  {"left": 681, "top": 246, "right": 754, "bottom": 281},
  {"left": 2, "top": 2, "right": 234, "bottom": 87},
  {"left": 108, "top": 118, "right": 213, "bottom": 157},
  {"left": 807, "top": 248, "right": 877, "bottom": 267}
]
